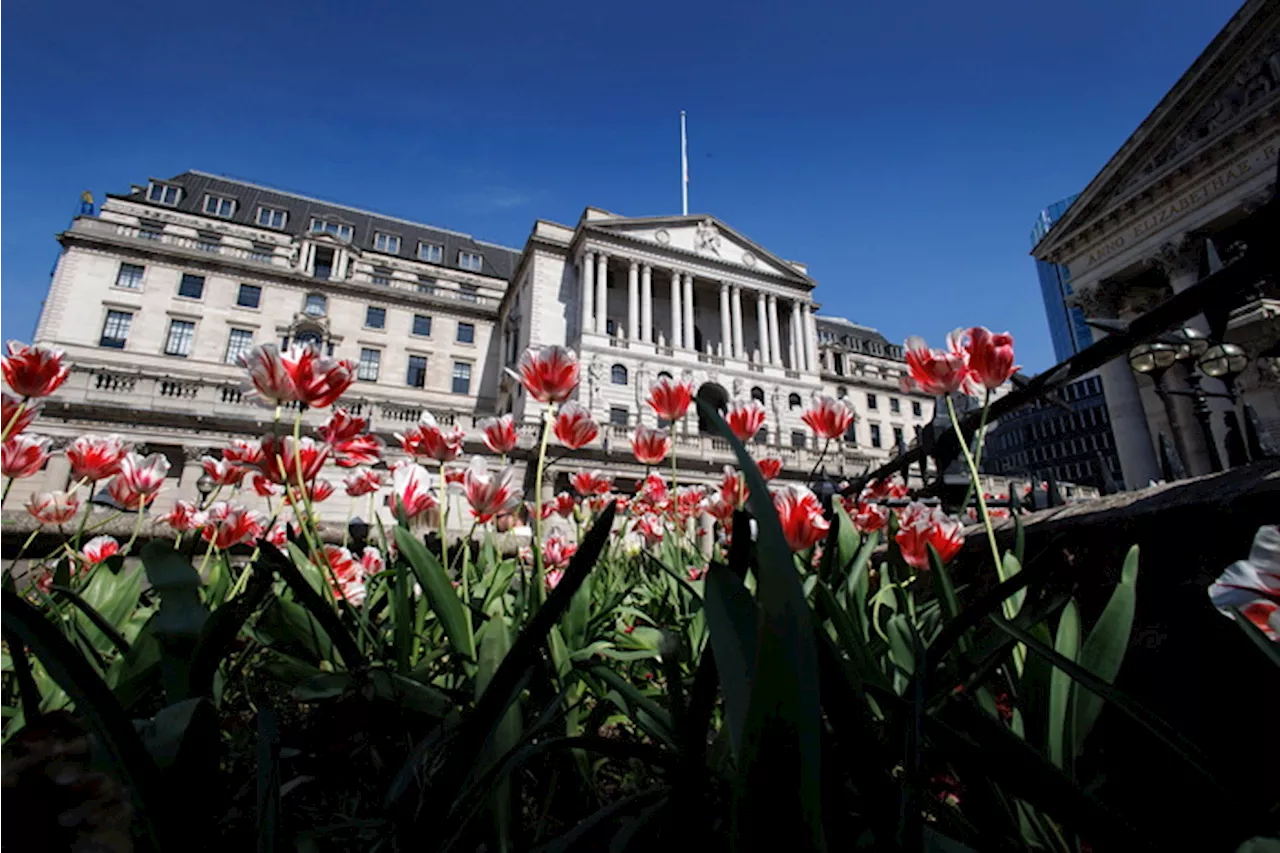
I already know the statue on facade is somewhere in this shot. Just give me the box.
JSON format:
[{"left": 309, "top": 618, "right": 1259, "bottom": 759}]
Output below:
[
  {"left": 695, "top": 219, "right": 722, "bottom": 256},
  {"left": 732, "top": 377, "right": 746, "bottom": 400},
  {"left": 587, "top": 357, "right": 605, "bottom": 412},
  {"left": 634, "top": 361, "right": 649, "bottom": 411},
  {"left": 770, "top": 385, "right": 784, "bottom": 423}
]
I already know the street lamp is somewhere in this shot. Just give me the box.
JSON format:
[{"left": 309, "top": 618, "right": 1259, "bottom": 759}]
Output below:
[
  {"left": 196, "top": 472, "right": 216, "bottom": 504},
  {"left": 1127, "top": 341, "right": 1179, "bottom": 376},
  {"left": 1198, "top": 342, "right": 1248, "bottom": 390}
]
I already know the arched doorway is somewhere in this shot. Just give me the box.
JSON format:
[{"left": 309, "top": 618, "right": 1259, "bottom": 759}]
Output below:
[{"left": 696, "top": 382, "right": 729, "bottom": 434}]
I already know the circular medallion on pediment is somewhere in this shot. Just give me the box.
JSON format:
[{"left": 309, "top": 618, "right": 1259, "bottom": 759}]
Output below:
[
  {"left": 741, "top": 251, "right": 757, "bottom": 268},
  {"left": 654, "top": 228, "right": 671, "bottom": 245}
]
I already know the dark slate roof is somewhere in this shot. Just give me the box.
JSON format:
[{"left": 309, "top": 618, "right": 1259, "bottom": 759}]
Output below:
[
  {"left": 114, "top": 170, "right": 523, "bottom": 281},
  {"left": 815, "top": 315, "right": 893, "bottom": 348}
]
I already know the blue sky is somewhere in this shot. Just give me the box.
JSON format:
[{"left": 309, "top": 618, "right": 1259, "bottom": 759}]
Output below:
[{"left": 2, "top": 0, "right": 1242, "bottom": 370}]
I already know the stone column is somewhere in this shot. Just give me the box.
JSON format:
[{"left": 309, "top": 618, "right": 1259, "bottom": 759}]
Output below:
[
  {"left": 580, "top": 252, "right": 595, "bottom": 334},
  {"left": 595, "top": 253, "right": 609, "bottom": 336},
  {"left": 669, "top": 270, "right": 683, "bottom": 348},
  {"left": 731, "top": 285, "right": 745, "bottom": 359},
  {"left": 682, "top": 273, "right": 695, "bottom": 352},
  {"left": 640, "top": 264, "right": 653, "bottom": 343},
  {"left": 800, "top": 302, "right": 816, "bottom": 371},
  {"left": 755, "top": 291, "right": 771, "bottom": 365},
  {"left": 719, "top": 283, "right": 732, "bottom": 358},
  {"left": 627, "top": 260, "right": 640, "bottom": 341},
  {"left": 767, "top": 295, "right": 782, "bottom": 367},
  {"left": 789, "top": 302, "right": 801, "bottom": 369}
]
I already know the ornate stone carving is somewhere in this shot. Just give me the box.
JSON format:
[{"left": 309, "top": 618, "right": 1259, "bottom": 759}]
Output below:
[
  {"left": 1068, "top": 278, "right": 1167, "bottom": 321},
  {"left": 183, "top": 444, "right": 212, "bottom": 462},
  {"left": 695, "top": 219, "right": 722, "bottom": 256},
  {"left": 732, "top": 377, "right": 746, "bottom": 399},
  {"left": 1148, "top": 233, "right": 1202, "bottom": 278},
  {"left": 634, "top": 361, "right": 649, "bottom": 410},
  {"left": 587, "top": 357, "right": 604, "bottom": 413}
]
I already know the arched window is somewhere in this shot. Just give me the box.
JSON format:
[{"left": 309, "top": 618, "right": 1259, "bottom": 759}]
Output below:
[
  {"left": 303, "top": 293, "right": 327, "bottom": 316},
  {"left": 611, "top": 364, "right": 628, "bottom": 385},
  {"left": 295, "top": 329, "right": 323, "bottom": 350},
  {"left": 657, "top": 371, "right": 673, "bottom": 382},
  {"left": 788, "top": 393, "right": 802, "bottom": 410},
  {"left": 751, "top": 386, "right": 765, "bottom": 403}
]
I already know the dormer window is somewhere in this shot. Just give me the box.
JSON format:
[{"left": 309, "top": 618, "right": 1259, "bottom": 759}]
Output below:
[
  {"left": 203, "top": 194, "right": 236, "bottom": 218},
  {"left": 147, "top": 182, "right": 181, "bottom": 205},
  {"left": 309, "top": 217, "right": 353, "bottom": 241},
  {"left": 458, "top": 250, "right": 483, "bottom": 272},
  {"left": 257, "top": 206, "right": 288, "bottom": 229},
  {"left": 374, "top": 232, "right": 401, "bottom": 253},
  {"left": 418, "top": 242, "right": 443, "bottom": 263}
]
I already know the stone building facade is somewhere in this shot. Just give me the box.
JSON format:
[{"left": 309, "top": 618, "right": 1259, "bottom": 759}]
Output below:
[
  {"left": 1031, "top": 0, "right": 1280, "bottom": 488},
  {"left": 12, "top": 172, "right": 941, "bottom": 527}
]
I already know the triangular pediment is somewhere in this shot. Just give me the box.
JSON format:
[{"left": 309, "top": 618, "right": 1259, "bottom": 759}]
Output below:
[
  {"left": 585, "top": 214, "right": 813, "bottom": 285},
  {"left": 1035, "top": 2, "right": 1279, "bottom": 256}
]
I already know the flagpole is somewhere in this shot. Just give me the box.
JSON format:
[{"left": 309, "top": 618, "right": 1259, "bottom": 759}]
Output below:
[{"left": 680, "top": 110, "right": 689, "bottom": 216}]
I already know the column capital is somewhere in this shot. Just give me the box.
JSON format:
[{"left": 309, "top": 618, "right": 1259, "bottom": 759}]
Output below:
[
  {"left": 628, "top": 259, "right": 639, "bottom": 271},
  {"left": 1146, "top": 233, "right": 1201, "bottom": 278}
]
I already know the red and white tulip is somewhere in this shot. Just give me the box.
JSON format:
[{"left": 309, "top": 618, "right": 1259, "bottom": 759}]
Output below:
[
  {"left": 463, "top": 457, "right": 522, "bottom": 523},
  {"left": 2, "top": 434, "right": 51, "bottom": 479},
  {"left": 511, "top": 345, "right": 580, "bottom": 404},
  {"left": 553, "top": 402, "right": 599, "bottom": 449},
  {"left": 801, "top": 395, "right": 855, "bottom": 440},
  {"left": 570, "top": 470, "right": 612, "bottom": 497},
  {"left": 25, "top": 490, "right": 81, "bottom": 525},
  {"left": 396, "top": 411, "right": 466, "bottom": 463},
  {"left": 773, "top": 485, "right": 831, "bottom": 552},
  {"left": 2, "top": 341, "right": 69, "bottom": 398},
  {"left": 479, "top": 414, "right": 519, "bottom": 455},
  {"left": 895, "top": 501, "right": 965, "bottom": 570},
  {"left": 902, "top": 331, "right": 970, "bottom": 396},
  {"left": 647, "top": 377, "right": 695, "bottom": 422},
  {"left": 631, "top": 426, "right": 671, "bottom": 465},
  {"left": 723, "top": 399, "right": 767, "bottom": 443}
]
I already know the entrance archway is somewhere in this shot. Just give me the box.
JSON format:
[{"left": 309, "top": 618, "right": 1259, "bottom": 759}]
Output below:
[{"left": 696, "top": 382, "right": 729, "bottom": 434}]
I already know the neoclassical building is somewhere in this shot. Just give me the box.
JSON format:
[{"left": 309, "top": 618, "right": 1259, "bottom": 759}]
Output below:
[
  {"left": 10, "top": 171, "right": 932, "bottom": 526},
  {"left": 1031, "top": 0, "right": 1279, "bottom": 488}
]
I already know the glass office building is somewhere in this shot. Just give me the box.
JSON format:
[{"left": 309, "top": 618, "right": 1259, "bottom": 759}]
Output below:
[{"left": 1031, "top": 195, "right": 1093, "bottom": 363}]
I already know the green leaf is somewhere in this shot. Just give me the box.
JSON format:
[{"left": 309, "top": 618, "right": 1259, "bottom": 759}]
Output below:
[
  {"left": 187, "top": 565, "right": 274, "bottom": 699},
  {"left": 2, "top": 626, "right": 41, "bottom": 724},
  {"left": 1047, "top": 599, "right": 1079, "bottom": 770},
  {"left": 395, "top": 527, "right": 475, "bottom": 661},
  {"left": 52, "top": 582, "right": 134, "bottom": 659},
  {"left": 477, "top": 598, "right": 520, "bottom": 853},
  {"left": 254, "top": 539, "right": 362, "bottom": 670},
  {"left": 141, "top": 541, "right": 210, "bottom": 702},
  {"left": 67, "top": 562, "right": 144, "bottom": 656},
  {"left": 833, "top": 499, "right": 861, "bottom": 586},
  {"left": 703, "top": 562, "right": 758, "bottom": 759},
  {"left": 1073, "top": 544, "right": 1139, "bottom": 757},
  {"left": 590, "top": 664, "right": 676, "bottom": 747},
  {"left": 886, "top": 613, "right": 916, "bottom": 680},
  {"left": 1002, "top": 553, "right": 1026, "bottom": 618}
]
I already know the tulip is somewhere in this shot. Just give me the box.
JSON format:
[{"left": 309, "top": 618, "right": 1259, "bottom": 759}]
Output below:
[
  {"left": 545, "top": 568, "right": 565, "bottom": 591},
  {"left": 396, "top": 411, "right": 465, "bottom": 463},
  {"left": 280, "top": 344, "right": 356, "bottom": 409},
  {"left": 1208, "top": 524, "right": 1280, "bottom": 640},
  {"left": 773, "top": 485, "right": 831, "bottom": 552},
  {"left": 322, "top": 544, "right": 367, "bottom": 607},
  {"left": 80, "top": 535, "right": 120, "bottom": 567},
  {"left": 757, "top": 456, "right": 783, "bottom": 481},
  {"left": 860, "top": 475, "right": 909, "bottom": 502},
  {"left": 258, "top": 435, "right": 330, "bottom": 485},
  {"left": 631, "top": 426, "right": 671, "bottom": 465},
  {"left": 65, "top": 434, "right": 128, "bottom": 482},
  {"left": 223, "top": 438, "right": 265, "bottom": 467},
  {"left": 443, "top": 467, "right": 465, "bottom": 487},
  {"left": 390, "top": 462, "right": 438, "bottom": 521},
  {"left": 463, "top": 457, "right": 522, "bottom": 523},
  {"left": 25, "top": 490, "right": 81, "bottom": 525},
  {"left": 2, "top": 392, "right": 38, "bottom": 437},
  {"left": 553, "top": 402, "right": 599, "bottom": 450},
  {"left": 647, "top": 377, "right": 695, "bottom": 422},
  {"left": 719, "top": 466, "right": 747, "bottom": 510},
  {"left": 287, "top": 478, "right": 335, "bottom": 505},
  {"left": 2, "top": 434, "right": 51, "bottom": 479},
  {"left": 852, "top": 501, "right": 890, "bottom": 534},
  {"left": 635, "top": 514, "right": 668, "bottom": 545},
  {"left": 240, "top": 344, "right": 299, "bottom": 403},
  {"left": 160, "top": 500, "right": 205, "bottom": 532},
  {"left": 964, "top": 327, "right": 1019, "bottom": 390},
  {"left": 723, "top": 400, "right": 767, "bottom": 443},
  {"left": 510, "top": 345, "right": 579, "bottom": 404},
  {"left": 545, "top": 491, "right": 577, "bottom": 519},
  {"left": 359, "top": 546, "right": 385, "bottom": 576},
  {"left": 343, "top": 468, "right": 383, "bottom": 497},
  {"left": 801, "top": 395, "right": 855, "bottom": 440},
  {"left": 687, "top": 565, "right": 707, "bottom": 582},
  {"left": 247, "top": 472, "right": 282, "bottom": 497},
  {"left": 586, "top": 494, "right": 615, "bottom": 515},
  {"left": 201, "top": 455, "right": 246, "bottom": 487},
  {"left": 902, "top": 331, "right": 970, "bottom": 396},
  {"left": 479, "top": 414, "right": 519, "bottom": 455},
  {"left": 266, "top": 522, "right": 290, "bottom": 550},
  {"left": 894, "top": 501, "right": 965, "bottom": 570},
  {"left": 570, "top": 470, "right": 613, "bottom": 497},
  {"left": 543, "top": 533, "right": 577, "bottom": 569},
  {"left": 702, "top": 493, "right": 735, "bottom": 524},
  {"left": 2, "top": 341, "right": 69, "bottom": 398},
  {"left": 201, "top": 502, "right": 268, "bottom": 549}
]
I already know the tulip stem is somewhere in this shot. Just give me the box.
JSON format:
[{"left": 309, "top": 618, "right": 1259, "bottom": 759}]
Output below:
[
  {"left": 532, "top": 403, "right": 555, "bottom": 612},
  {"left": 121, "top": 502, "right": 147, "bottom": 556},
  {"left": 438, "top": 465, "right": 450, "bottom": 585},
  {"left": 70, "top": 481, "right": 95, "bottom": 551},
  {"left": 14, "top": 528, "right": 41, "bottom": 564},
  {"left": 2, "top": 476, "right": 13, "bottom": 508},
  {"left": 946, "top": 395, "right": 1001, "bottom": 576},
  {"left": 808, "top": 437, "right": 832, "bottom": 485},
  {"left": 1, "top": 398, "right": 27, "bottom": 443}
]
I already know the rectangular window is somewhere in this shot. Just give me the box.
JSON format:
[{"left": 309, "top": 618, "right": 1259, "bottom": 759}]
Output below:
[
  {"left": 844, "top": 422, "right": 858, "bottom": 444},
  {"left": 309, "top": 218, "right": 353, "bottom": 241},
  {"left": 870, "top": 424, "right": 882, "bottom": 448},
  {"left": 257, "top": 206, "right": 287, "bottom": 229},
  {"left": 418, "top": 242, "right": 443, "bottom": 263},
  {"left": 791, "top": 430, "right": 807, "bottom": 449},
  {"left": 912, "top": 400, "right": 922, "bottom": 417},
  {"left": 416, "top": 276, "right": 436, "bottom": 294},
  {"left": 115, "top": 263, "right": 145, "bottom": 289},
  {"left": 451, "top": 361, "right": 472, "bottom": 394},
  {"left": 412, "top": 314, "right": 432, "bottom": 337},
  {"left": 203, "top": 194, "right": 235, "bottom": 218},
  {"left": 147, "top": 183, "right": 180, "bottom": 205},
  {"left": 371, "top": 267, "right": 392, "bottom": 286},
  {"left": 304, "top": 293, "right": 327, "bottom": 316},
  {"left": 866, "top": 393, "right": 878, "bottom": 410},
  {"left": 365, "top": 306, "right": 386, "bottom": 329},
  {"left": 374, "top": 232, "right": 401, "bottom": 253},
  {"left": 196, "top": 232, "right": 221, "bottom": 252},
  {"left": 178, "top": 273, "right": 205, "bottom": 299},
  {"left": 251, "top": 244, "right": 274, "bottom": 263},
  {"left": 236, "top": 283, "right": 262, "bottom": 308},
  {"left": 165, "top": 320, "right": 196, "bottom": 357},
  {"left": 459, "top": 284, "right": 479, "bottom": 303},
  {"left": 890, "top": 397, "right": 901, "bottom": 414},
  {"left": 358, "top": 348, "right": 381, "bottom": 381},
  {"left": 406, "top": 355, "right": 428, "bottom": 388},
  {"left": 224, "top": 328, "right": 254, "bottom": 364},
  {"left": 893, "top": 426, "right": 904, "bottom": 447},
  {"left": 456, "top": 322, "right": 475, "bottom": 344},
  {"left": 458, "top": 250, "right": 483, "bottom": 272},
  {"left": 100, "top": 310, "right": 132, "bottom": 349},
  {"left": 609, "top": 407, "right": 629, "bottom": 427}
]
